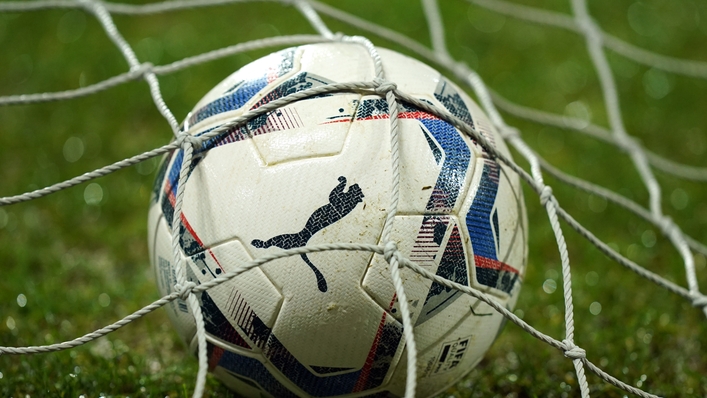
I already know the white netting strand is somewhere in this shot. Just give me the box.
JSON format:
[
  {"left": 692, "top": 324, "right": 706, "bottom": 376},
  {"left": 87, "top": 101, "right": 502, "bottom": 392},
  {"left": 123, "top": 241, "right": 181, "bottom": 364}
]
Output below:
[{"left": 1, "top": 0, "right": 705, "bottom": 397}]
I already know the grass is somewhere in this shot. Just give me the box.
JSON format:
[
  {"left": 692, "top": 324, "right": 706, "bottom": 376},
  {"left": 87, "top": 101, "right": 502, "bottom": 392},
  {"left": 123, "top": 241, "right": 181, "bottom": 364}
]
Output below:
[{"left": 1, "top": 0, "right": 706, "bottom": 396}]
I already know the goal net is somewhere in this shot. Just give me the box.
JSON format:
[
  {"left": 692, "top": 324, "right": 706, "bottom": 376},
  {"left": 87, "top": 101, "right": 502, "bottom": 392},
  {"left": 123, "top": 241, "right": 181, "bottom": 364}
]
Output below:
[{"left": 1, "top": 0, "right": 705, "bottom": 397}]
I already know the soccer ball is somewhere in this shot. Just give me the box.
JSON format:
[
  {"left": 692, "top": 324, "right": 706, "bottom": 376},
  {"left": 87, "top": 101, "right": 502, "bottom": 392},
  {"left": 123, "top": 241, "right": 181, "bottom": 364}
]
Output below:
[{"left": 147, "top": 42, "right": 527, "bottom": 397}]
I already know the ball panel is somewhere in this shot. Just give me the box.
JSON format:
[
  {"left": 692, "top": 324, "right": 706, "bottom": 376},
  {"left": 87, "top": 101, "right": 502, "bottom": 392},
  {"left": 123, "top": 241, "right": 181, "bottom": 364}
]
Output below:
[
  {"left": 264, "top": 250, "right": 382, "bottom": 368},
  {"left": 362, "top": 215, "right": 468, "bottom": 324},
  {"left": 206, "top": 307, "right": 404, "bottom": 397},
  {"left": 251, "top": 93, "right": 361, "bottom": 165},
  {"left": 396, "top": 117, "right": 445, "bottom": 212},
  {"left": 211, "top": 366, "right": 271, "bottom": 398},
  {"left": 385, "top": 301, "right": 504, "bottom": 398},
  {"left": 263, "top": 305, "right": 404, "bottom": 396},
  {"left": 352, "top": 94, "right": 479, "bottom": 215},
  {"left": 377, "top": 48, "right": 441, "bottom": 96},
  {"left": 183, "top": 240, "right": 284, "bottom": 350},
  {"left": 415, "top": 298, "right": 504, "bottom": 375},
  {"left": 188, "top": 47, "right": 301, "bottom": 132},
  {"left": 298, "top": 43, "right": 376, "bottom": 83},
  {"left": 397, "top": 108, "right": 477, "bottom": 215},
  {"left": 461, "top": 156, "right": 525, "bottom": 298},
  {"left": 377, "top": 295, "right": 505, "bottom": 398},
  {"left": 207, "top": 341, "right": 303, "bottom": 398}
]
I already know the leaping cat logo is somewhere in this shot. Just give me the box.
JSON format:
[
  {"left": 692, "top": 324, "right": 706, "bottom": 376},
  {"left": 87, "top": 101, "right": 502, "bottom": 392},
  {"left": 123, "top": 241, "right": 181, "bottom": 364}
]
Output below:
[{"left": 251, "top": 176, "right": 365, "bottom": 292}]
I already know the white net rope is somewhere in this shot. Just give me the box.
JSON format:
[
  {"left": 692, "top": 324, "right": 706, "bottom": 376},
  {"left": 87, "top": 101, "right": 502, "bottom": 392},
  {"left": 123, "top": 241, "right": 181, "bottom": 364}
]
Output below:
[{"left": 1, "top": 0, "right": 706, "bottom": 397}]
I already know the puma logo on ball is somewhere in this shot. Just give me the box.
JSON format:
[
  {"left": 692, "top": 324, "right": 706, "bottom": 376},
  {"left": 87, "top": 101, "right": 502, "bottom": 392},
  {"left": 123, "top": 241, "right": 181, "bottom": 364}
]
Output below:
[{"left": 251, "top": 176, "right": 365, "bottom": 292}]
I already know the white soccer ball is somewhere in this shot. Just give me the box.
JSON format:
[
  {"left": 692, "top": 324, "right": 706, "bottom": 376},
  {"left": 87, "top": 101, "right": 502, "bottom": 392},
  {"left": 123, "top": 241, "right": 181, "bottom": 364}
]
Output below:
[{"left": 147, "top": 42, "right": 527, "bottom": 397}]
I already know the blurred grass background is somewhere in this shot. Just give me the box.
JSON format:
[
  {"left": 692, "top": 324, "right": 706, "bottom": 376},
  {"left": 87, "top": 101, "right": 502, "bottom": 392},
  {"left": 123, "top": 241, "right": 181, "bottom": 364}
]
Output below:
[{"left": 0, "top": 0, "right": 706, "bottom": 396}]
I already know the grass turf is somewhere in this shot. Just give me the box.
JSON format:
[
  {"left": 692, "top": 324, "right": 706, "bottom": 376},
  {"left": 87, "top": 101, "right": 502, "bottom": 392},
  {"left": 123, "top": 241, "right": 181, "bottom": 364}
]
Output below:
[{"left": 1, "top": 0, "right": 706, "bottom": 396}]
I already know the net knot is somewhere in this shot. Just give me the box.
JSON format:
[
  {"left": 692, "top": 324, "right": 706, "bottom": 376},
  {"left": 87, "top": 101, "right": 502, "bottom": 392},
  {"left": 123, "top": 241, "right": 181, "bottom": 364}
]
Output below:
[
  {"left": 177, "top": 132, "right": 202, "bottom": 149},
  {"left": 562, "top": 339, "right": 586, "bottom": 360},
  {"left": 657, "top": 216, "right": 677, "bottom": 235},
  {"left": 691, "top": 293, "right": 707, "bottom": 308},
  {"left": 383, "top": 241, "right": 400, "bottom": 265},
  {"left": 574, "top": 16, "right": 603, "bottom": 45},
  {"left": 130, "top": 62, "right": 153, "bottom": 75},
  {"left": 373, "top": 78, "right": 397, "bottom": 95},
  {"left": 539, "top": 186, "right": 553, "bottom": 206},
  {"left": 615, "top": 134, "right": 640, "bottom": 153},
  {"left": 174, "top": 281, "right": 197, "bottom": 301}
]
